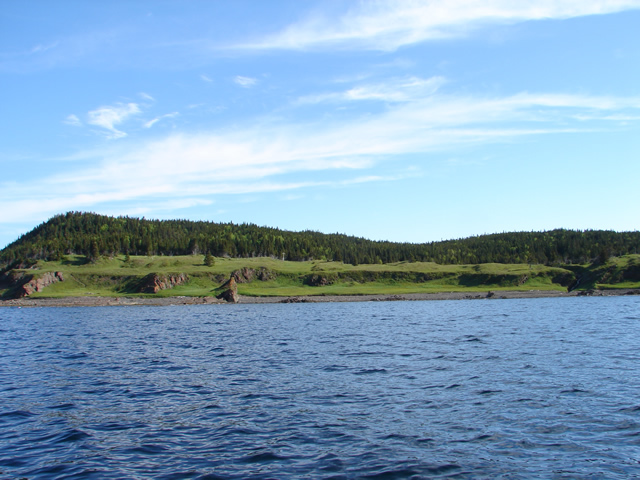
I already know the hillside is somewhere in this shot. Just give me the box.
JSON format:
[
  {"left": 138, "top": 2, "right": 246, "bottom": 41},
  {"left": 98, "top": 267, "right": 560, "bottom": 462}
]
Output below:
[
  {"left": 1, "top": 254, "right": 639, "bottom": 302},
  {"left": 2, "top": 212, "right": 639, "bottom": 268},
  {"left": 1, "top": 212, "right": 639, "bottom": 301}
]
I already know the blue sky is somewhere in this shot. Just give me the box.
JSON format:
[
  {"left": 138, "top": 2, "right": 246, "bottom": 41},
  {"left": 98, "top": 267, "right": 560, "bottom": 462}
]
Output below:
[{"left": 2, "top": 1, "right": 640, "bottom": 249}]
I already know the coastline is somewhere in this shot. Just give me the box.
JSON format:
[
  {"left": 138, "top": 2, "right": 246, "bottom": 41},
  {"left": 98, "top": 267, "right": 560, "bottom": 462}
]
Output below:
[{"left": 1, "top": 288, "right": 638, "bottom": 308}]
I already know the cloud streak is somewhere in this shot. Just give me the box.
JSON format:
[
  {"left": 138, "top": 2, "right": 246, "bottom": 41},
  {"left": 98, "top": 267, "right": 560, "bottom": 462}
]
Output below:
[
  {"left": 297, "top": 76, "right": 446, "bottom": 104},
  {"left": 244, "top": 0, "right": 640, "bottom": 51},
  {"left": 144, "top": 112, "right": 179, "bottom": 129}
]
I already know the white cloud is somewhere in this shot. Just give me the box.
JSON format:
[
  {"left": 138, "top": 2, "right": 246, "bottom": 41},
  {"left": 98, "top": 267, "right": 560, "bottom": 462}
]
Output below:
[
  {"left": 143, "top": 112, "right": 179, "bottom": 129},
  {"left": 234, "top": 75, "right": 258, "bottom": 88},
  {"left": 139, "top": 92, "right": 155, "bottom": 102},
  {"left": 64, "top": 114, "right": 82, "bottom": 126},
  {"left": 245, "top": 0, "right": 640, "bottom": 51},
  {"left": 200, "top": 74, "right": 213, "bottom": 83},
  {"left": 86, "top": 102, "right": 141, "bottom": 139}
]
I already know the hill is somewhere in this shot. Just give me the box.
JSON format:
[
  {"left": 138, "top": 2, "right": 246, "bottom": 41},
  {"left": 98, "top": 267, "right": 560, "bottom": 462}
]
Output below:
[
  {"left": 0, "top": 212, "right": 639, "bottom": 301},
  {"left": 2, "top": 212, "right": 639, "bottom": 267}
]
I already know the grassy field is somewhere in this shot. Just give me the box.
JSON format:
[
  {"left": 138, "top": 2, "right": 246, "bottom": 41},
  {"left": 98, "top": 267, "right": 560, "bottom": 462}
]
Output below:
[{"left": 2, "top": 254, "right": 639, "bottom": 299}]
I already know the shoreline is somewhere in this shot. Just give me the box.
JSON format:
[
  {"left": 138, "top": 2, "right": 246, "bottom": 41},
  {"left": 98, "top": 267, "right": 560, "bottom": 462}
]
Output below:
[{"left": 1, "top": 288, "right": 638, "bottom": 308}]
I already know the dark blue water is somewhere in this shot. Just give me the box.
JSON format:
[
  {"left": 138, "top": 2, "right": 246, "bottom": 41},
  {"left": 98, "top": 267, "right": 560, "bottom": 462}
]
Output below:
[{"left": 1, "top": 296, "right": 640, "bottom": 479}]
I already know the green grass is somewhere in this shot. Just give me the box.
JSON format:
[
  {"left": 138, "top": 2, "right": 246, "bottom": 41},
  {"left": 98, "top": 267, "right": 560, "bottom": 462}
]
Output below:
[{"left": 2, "top": 254, "right": 639, "bottom": 299}]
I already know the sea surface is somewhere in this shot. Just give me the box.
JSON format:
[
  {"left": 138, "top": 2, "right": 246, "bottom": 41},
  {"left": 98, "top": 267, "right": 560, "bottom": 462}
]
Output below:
[{"left": 1, "top": 296, "right": 640, "bottom": 479}]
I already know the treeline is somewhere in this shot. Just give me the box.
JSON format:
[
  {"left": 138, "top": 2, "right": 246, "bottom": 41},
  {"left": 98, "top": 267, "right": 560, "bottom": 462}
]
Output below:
[{"left": 1, "top": 212, "right": 639, "bottom": 267}]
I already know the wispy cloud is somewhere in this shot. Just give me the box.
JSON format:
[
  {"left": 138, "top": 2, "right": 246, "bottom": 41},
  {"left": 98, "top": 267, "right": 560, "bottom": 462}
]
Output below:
[
  {"left": 30, "top": 42, "right": 59, "bottom": 54},
  {"left": 297, "top": 76, "right": 446, "bottom": 104},
  {"left": 139, "top": 92, "right": 155, "bottom": 102},
  {"left": 200, "top": 74, "right": 213, "bottom": 83},
  {"left": 64, "top": 114, "right": 82, "bottom": 126},
  {"left": 2, "top": 89, "right": 640, "bottom": 224},
  {"left": 234, "top": 75, "right": 258, "bottom": 88},
  {"left": 86, "top": 102, "right": 141, "bottom": 139},
  {"left": 243, "top": 0, "right": 640, "bottom": 51},
  {"left": 143, "top": 112, "right": 180, "bottom": 129}
]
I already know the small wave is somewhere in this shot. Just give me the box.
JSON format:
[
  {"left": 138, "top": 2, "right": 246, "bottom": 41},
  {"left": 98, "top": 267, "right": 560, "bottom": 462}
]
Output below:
[
  {"left": 55, "top": 428, "right": 91, "bottom": 444},
  {"left": 477, "top": 389, "right": 503, "bottom": 395},
  {"left": 48, "top": 403, "right": 76, "bottom": 411},
  {"left": 618, "top": 405, "right": 640, "bottom": 413},
  {"left": 165, "top": 365, "right": 190, "bottom": 371},
  {"left": 62, "top": 352, "right": 88, "bottom": 359},
  {"left": 361, "top": 463, "right": 461, "bottom": 479},
  {"left": 240, "top": 393, "right": 262, "bottom": 399},
  {"left": 379, "top": 433, "right": 414, "bottom": 442},
  {"left": 323, "top": 365, "right": 349, "bottom": 372},
  {"left": 344, "top": 351, "right": 384, "bottom": 356},
  {"left": 222, "top": 427, "right": 262, "bottom": 436},
  {"left": 454, "top": 433, "right": 495, "bottom": 443},
  {"left": 417, "top": 437, "right": 435, "bottom": 444},
  {"left": 354, "top": 368, "right": 388, "bottom": 375},
  {"left": 360, "top": 467, "right": 421, "bottom": 479},
  {"left": 0, "top": 410, "right": 36, "bottom": 419},
  {"left": 560, "top": 387, "right": 589, "bottom": 394},
  {"left": 128, "top": 443, "right": 170, "bottom": 455},
  {"left": 91, "top": 421, "right": 147, "bottom": 432},
  {"left": 239, "top": 450, "right": 289, "bottom": 464}
]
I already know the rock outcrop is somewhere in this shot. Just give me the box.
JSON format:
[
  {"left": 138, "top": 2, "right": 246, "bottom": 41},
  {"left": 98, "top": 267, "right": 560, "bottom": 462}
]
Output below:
[
  {"left": 304, "top": 274, "right": 336, "bottom": 287},
  {"left": 216, "top": 277, "right": 239, "bottom": 303},
  {"left": 232, "top": 267, "right": 275, "bottom": 283},
  {"left": 280, "top": 296, "right": 309, "bottom": 303},
  {"left": 140, "top": 273, "right": 188, "bottom": 294},
  {"left": 577, "top": 289, "right": 603, "bottom": 296},
  {"left": 18, "top": 271, "right": 64, "bottom": 297}
]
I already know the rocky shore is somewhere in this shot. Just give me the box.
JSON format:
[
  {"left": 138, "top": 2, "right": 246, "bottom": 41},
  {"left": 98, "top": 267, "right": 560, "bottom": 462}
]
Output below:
[{"left": 1, "top": 289, "right": 638, "bottom": 308}]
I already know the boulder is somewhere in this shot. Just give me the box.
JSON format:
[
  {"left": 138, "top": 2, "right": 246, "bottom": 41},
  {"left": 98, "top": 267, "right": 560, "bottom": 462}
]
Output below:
[{"left": 216, "top": 277, "right": 239, "bottom": 303}]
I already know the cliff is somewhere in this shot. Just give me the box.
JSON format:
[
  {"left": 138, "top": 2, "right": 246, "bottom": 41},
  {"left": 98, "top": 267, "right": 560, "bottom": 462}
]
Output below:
[{"left": 1, "top": 270, "right": 64, "bottom": 298}]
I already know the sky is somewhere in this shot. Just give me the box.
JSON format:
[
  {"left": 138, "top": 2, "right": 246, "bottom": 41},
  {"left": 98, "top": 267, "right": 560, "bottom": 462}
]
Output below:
[{"left": 2, "top": 1, "right": 640, "bottom": 249}]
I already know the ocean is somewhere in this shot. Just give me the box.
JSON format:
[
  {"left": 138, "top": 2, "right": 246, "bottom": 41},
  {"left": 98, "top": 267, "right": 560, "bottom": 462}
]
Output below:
[{"left": 1, "top": 296, "right": 640, "bottom": 479}]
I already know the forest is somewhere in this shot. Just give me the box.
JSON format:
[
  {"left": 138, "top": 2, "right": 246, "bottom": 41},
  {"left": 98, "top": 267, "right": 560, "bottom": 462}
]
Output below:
[{"left": 1, "top": 212, "right": 639, "bottom": 268}]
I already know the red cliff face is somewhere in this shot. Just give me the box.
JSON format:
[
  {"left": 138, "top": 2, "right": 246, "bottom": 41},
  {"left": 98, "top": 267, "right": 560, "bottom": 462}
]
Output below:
[
  {"left": 140, "top": 273, "right": 189, "bottom": 294},
  {"left": 18, "top": 271, "right": 64, "bottom": 297}
]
